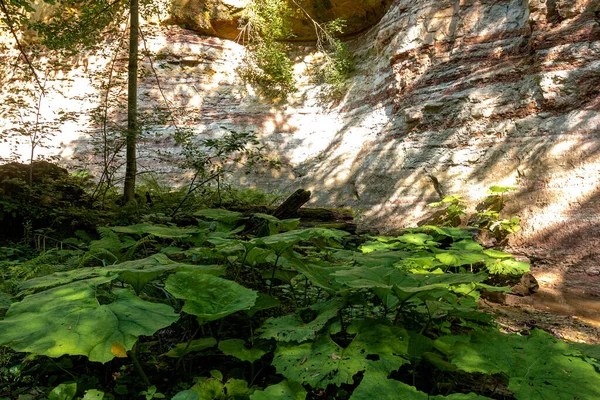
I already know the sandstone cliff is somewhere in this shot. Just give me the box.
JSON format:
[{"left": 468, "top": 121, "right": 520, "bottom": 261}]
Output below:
[{"left": 1, "top": 0, "right": 600, "bottom": 290}]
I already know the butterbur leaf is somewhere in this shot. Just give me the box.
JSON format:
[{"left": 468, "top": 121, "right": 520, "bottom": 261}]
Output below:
[
  {"left": 165, "top": 271, "right": 257, "bottom": 323},
  {"left": 82, "top": 389, "right": 105, "bottom": 400},
  {"left": 195, "top": 209, "right": 243, "bottom": 224},
  {"left": 0, "top": 291, "right": 12, "bottom": 308},
  {"left": 0, "top": 281, "right": 179, "bottom": 363},
  {"left": 350, "top": 371, "right": 425, "bottom": 400},
  {"left": 19, "top": 270, "right": 115, "bottom": 291},
  {"left": 449, "top": 240, "right": 482, "bottom": 252},
  {"left": 259, "top": 298, "right": 343, "bottom": 342},
  {"left": 164, "top": 337, "right": 217, "bottom": 358},
  {"left": 570, "top": 342, "right": 600, "bottom": 360},
  {"left": 481, "top": 249, "right": 513, "bottom": 259},
  {"left": 412, "top": 226, "right": 473, "bottom": 240},
  {"left": 350, "top": 370, "right": 492, "bottom": 399},
  {"left": 191, "top": 378, "right": 224, "bottom": 399},
  {"left": 172, "top": 390, "right": 199, "bottom": 400},
  {"left": 48, "top": 382, "right": 77, "bottom": 400},
  {"left": 436, "top": 329, "right": 600, "bottom": 400},
  {"left": 273, "top": 322, "right": 409, "bottom": 388},
  {"left": 397, "top": 233, "right": 434, "bottom": 246},
  {"left": 219, "top": 339, "right": 266, "bottom": 362},
  {"left": 224, "top": 379, "right": 251, "bottom": 398},
  {"left": 250, "top": 380, "right": 306, "bottom": 400},
  {"left": 246, "top": 293, "right": 280, "bottom": 316},
  {"left": 110, "top": 223, "right": 201, "bottom": 238}
]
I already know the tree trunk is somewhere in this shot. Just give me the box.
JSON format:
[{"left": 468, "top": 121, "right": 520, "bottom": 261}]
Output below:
[{"left": 123, "top": 0, "right": 139, "bottom": 203}]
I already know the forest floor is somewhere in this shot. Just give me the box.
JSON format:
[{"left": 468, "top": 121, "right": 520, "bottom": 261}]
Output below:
[{"left": 481, "top": 259, "right": 600, "bottom": 344}]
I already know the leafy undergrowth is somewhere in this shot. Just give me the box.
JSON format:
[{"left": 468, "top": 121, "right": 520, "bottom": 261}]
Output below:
[{"left": 0, "top": 210, "right": 598, "bottom": 400}]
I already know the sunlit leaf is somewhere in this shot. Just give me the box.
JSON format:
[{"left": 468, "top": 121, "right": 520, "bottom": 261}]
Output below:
[
  {"left": 436, "top": 329, "right": 600, "bottom": 399},
  {"left": 0, "top": 281, "right": 179, "bottom": 363},
  {"left": 259, "top": 298, "right": 344, "bottom": 342},
  {"left": 273, "top": 322, "right": 409, "bottom": 388},
  {"left": 82, "top": 389, "right": 105, "bottom": 400},
  {"left": 250, "top": 380, "right": 306, "bottom": 400},
  {"left": 48, "top": 382, "right": 77, "bottom": 400},
  {"left": 165, "top": 271, "right": 257, "bottom": 323},
  {"left": 172, "top": 390, "right": 199, "bottom": 400}
]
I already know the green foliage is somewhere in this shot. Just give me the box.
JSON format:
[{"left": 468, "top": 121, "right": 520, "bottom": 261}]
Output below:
[
  {"left": 436, "top": 328, "right": 600, "bottom": 399},
  {"left": 0, "top": 280, "right": 179, "bottom": 363},
  {"left": 165, "top": 271, "right": 257, "bottom": 323},
  {"left": 0, "top": 194, "right": 597, "bottom": 399},
  {"left": 238, "top": 0, "right": 296, "bottom": 98},
  {"left": 427, "top": 195, "right": 467, "bottom": 227},
  {"left": 48, "top": 382, "right": 77, "bottom": 400},
  {"left": 0, "top": 162, "right": 96, "bottom": 242},
  {"left": 218, "top": 339, "right": 266, "bottom": 363},
  {"left": 238, "top": 0, "right": 354, "bottom": 100},
  {"left": 424, "top": 186, "right": 522, "bottom": 244},
  {"left": 249, "top": 380, "right": 306, "bottom": 400},
  {"left": 473, "top": 186, "right": 521, "bottom": 242},
  {"left": 272, "top": 322, "right": 409, "bottom": 388}
]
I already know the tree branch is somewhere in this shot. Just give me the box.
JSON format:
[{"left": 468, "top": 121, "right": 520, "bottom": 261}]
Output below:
[{"left": 0, "top": 0, "right": 45, "bottom": 94}]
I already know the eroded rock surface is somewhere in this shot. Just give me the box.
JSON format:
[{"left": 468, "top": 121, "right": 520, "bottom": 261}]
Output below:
[{"left": 168, "top": 0, "right": 394, "bottom": 40}]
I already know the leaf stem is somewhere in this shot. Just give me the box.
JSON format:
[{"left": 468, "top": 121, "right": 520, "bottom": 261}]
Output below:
[{"left": 129, "top": 342, "right": 151, "bottom": 387}]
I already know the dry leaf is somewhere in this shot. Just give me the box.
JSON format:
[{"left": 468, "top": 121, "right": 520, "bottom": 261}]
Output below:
[{"left": 111, "top": 341, "right": 128, "bottom": 358}]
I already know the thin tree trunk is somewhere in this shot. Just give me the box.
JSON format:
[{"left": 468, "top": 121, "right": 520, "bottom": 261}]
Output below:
[{"left": 123, "top": 0, "right": 139, "bottom": 203}]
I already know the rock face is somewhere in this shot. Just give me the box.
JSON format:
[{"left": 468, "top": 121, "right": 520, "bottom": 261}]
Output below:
[
  {"left": 168, "top": 0, "right": 394, "bottom": 40},
  {"left": 2, "top": 0, "right": 600, "bottom": 285}
]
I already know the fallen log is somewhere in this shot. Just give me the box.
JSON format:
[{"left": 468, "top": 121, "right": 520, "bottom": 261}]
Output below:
[
  {"left": 230, "top": 189, "right": 356, "bottom": 233},
  {"left": 272, "top": 189, "right": 311, "bottom": 219}
]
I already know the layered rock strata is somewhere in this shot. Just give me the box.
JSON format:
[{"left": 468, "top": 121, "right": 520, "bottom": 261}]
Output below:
[{"left": 1, "top": 0, "right": 600, "bottom": 291}]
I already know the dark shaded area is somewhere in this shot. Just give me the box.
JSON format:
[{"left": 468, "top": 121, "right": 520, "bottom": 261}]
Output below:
[{"left": 0, "top": 161, "right": 95, "bottom": 241}]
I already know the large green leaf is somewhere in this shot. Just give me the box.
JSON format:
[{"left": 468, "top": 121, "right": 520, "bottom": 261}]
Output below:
[
  {"left": 259, "top": 299, "right": 343, "bottom": 342},
  {"left": 336, "top": 250, "right": 411, "bottom": 268},
  {"left": 392, "top": 272, "right": 487, "bottom": 302},
  {"left": 19, "top": 254, "right": 222, "bottom": 294},
  {"left": 349, "top": 371, "right": 426, "bottom": 400},
  {"left": 19, "top": 269, "right": 114, "bottom": 291},
  {"left": 0, "top": 291, "right": 13, "bottom": 308},
  {"left": 165, "top": 272, "right": 257, "bottom": 323},
  {"left": 435, "top": 329, "right": 600, "bottom": 399},
  {"left": 110, "top": 223, "right": 202, "bottom": 238},
  {"left": 172, "top": 390, "right": 199, "bottom": 400},
  {"left": 293, "top": 261, "right": 348, "bottom": 294},
  {"left": 397, "top": 233, "right": 435, "bottom": 247},
  {"left": 164, "top": 337, "right": 217, "bottom": 358},
  {"left": 82, "top": 389, "right": 105, "bottom": 400},
  {"left": 0, "top": 281, "right": 179, "bottom": 363},
  {"left": 410, "top": 226, "right": 473, "bottom": 240},
  {"left": 249, "top": 380, "right": 306, "bottom": 400},
  {"left": 195, "top": 209, "right": 243, "bottom": 224},
  {"left": 272, "top": 322, "right": 409, "bottom": 388},
  {"left": 435, "top": 251, "right": 485, "bottom": 266},
  {"left": 218, "top": 339, "right": 266, "bottom": 362},
  {"left": 246, "top": 293, "right": 281, "bottom": 317},
  {"left": 350, "top": 371, "right": 493, "bottom": 399},
  {"left": 48, "top": 382, "right": 77, "bottom": 400}
]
